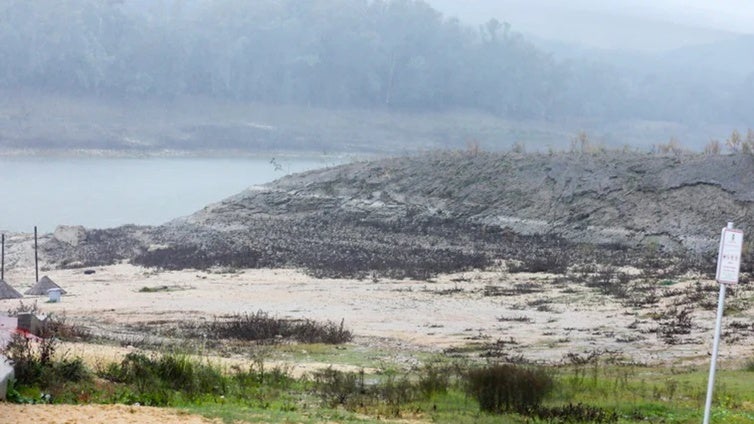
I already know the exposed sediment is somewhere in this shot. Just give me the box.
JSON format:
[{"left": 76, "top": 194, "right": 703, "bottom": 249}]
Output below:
[{"left": 23, "top": 151, "right": 754, "bottom": 277}]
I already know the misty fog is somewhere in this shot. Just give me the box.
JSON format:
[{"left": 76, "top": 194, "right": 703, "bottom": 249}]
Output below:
[
  {"left": 0, "top": 0, "right": 752, "bottom": 152},
  {"left": 426, "top": 0, "right": 754, "bottom": 51}
]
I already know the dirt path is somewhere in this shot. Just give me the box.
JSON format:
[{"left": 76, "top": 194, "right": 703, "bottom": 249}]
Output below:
[{"left": 0, "top": 403, "right": 220, "bottom": 424}]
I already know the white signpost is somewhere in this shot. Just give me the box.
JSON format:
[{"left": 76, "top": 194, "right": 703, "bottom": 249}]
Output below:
[
  {"left": 703, "top": 222, "right": 744, "bottom": 424},
  {"left": 715, "top": 226, "right": 744, "bottom": 285}
]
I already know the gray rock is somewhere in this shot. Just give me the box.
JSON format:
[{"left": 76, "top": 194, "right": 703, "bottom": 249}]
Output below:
[
  {"left": 53, "top": 225, "right": 87, "bottom": 247},
  {"left": 36, "top": 152, "right": 754, "bottom": 276}
]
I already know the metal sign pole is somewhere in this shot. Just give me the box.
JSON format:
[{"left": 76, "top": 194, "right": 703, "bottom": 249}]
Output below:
[
  {"left": 703, "top": 222, "right": 742, "bottom": 424},
  {"left": 34, "top": 226, "right": 38, "bottom": 283},
  {"left": 703, "top": 282, "right": 727, "bottom": 424}
]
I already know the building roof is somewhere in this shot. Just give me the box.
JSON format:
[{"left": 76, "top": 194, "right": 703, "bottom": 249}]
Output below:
[
  {"left": 24, "top": 276, "right": 66, "bottom": 296},
  {"left": 0, "top": 280, "right": 22, "bottom": 300}
]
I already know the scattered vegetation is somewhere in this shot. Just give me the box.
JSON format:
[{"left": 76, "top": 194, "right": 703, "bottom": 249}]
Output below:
[
  {"left": 702, "top": 129, "right": 754, "bottom": 155},
  {"left": 654, "top": 136, "right": 685, "bottom": 155},
  {"left": 6, "top": 300, "right": 41, "bottom": 316},
  {"left": 96, "top": 351, "right": 294, "bottom": 406},
  {"left": 133, "top": 244, "right": 263, "bottom": 271},
  {"left": 704, "top": 139, "right": 722, "bottom": 155},
  {"left": 138, "top": 285, "right": 191, "bottom": 293},
  {"left": 5, "top": 321, "right": 754, "bottom": 423},
  {"left": 189, "top": 311, "right": 353, "bottom": 345},
  {"left": 1, "top": 319, "right": 89, "bottom": 404}
]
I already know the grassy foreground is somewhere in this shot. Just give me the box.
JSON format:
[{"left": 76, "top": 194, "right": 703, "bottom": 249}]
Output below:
[
  {"left": 5, "top": 333, "right": 754, "bottom": 424},
  {"left": 180, "top": 362, "right": 754, "bottom": 424}
]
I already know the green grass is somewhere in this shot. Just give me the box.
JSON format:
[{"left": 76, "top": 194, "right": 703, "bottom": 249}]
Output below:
[
  {"left": 271, "top": 343, "right": 434, "bottom": 371},
  {"left": 549, "top": 363, "right": 754, "bottom": 424},
  {"left": 182, "top": 404, "right": 392, "bottom": 424},
  {"left": 179, "top": 361, "right": 754, "bottom": 424},
  {"left": 7, "top": 334, "right": 754, "bottom": 423}
]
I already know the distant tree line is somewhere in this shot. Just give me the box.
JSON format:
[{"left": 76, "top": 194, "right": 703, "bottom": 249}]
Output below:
[{"left": 0, "top": 0, "right": 752, "bottom": 124}]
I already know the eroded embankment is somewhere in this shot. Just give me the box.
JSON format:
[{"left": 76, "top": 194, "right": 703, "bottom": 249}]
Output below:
[{"left": 20, "top": 152, "right": 754, "bottom": 278}]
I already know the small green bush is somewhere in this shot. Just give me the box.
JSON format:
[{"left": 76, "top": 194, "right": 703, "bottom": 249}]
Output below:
[
  {"left": 1, "top": 330, "right": 92, "bottom": 400},
  {"left": 465, "top": 364, "right": 554, "bottom": 414},
  {"left": 312, "top": 367, "right": 421, "bottom": 413},
  {"left": 744, "top": 358, "right": 754, "bottom": 372},
  {"left": 55, "top": 357, "right": 89, "bottom": 382},
  {"left": 312, "top": 367, "right": 364, "bottom": 408},
  {"left": 417, "top": 361, "right": 452, "bottom": 398},
  {"left": 2, "top": 333, "right": 59, "bottom": 387},
  {"left": 375, "top": 373, "right": 417, "bottom": 407},
  {"left": 99, "top": 352, "right": 227, "bottom": 404},
  {"left": 530, "top": 403, "right": 619, "bottom": 423}
]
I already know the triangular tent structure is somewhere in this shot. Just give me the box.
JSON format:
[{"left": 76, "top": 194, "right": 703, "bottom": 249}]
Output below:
[
  {"left": 24, "top": 276, "right": 66, "bottom": 296},
  {"left": 0, "top": 280, "right": 22, "bottom": 300}
]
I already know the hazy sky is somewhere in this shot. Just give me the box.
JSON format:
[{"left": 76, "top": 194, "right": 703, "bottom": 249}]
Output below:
[{"left": 425, "top": 0, "right": 754, "bottom": 51}]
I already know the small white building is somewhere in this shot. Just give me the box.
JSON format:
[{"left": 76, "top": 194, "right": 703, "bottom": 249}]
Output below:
[{"left": 47, "top": 288, "right": 62, "bottom": 303}]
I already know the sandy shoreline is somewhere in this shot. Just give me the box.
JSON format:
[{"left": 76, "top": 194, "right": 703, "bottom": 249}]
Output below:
[{"left": 1, "top": 264, "right": 746, "bottom": 366}]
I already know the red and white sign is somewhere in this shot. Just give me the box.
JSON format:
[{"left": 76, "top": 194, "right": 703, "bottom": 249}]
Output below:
[{"left": 716, "top": 227, "right": 744, "bottom": 285}]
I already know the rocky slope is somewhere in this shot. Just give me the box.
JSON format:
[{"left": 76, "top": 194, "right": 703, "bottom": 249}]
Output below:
[{"left": 34, "top": 151, "right": 754, "bottom": 277}]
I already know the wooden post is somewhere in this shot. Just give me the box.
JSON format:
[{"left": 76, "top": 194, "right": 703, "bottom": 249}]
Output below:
[
  {"left": 1, "top": 233, "right": 4, "bottom": 281},
  {"left": 34, "top": 226, "right": 38, "bottom": 283}
]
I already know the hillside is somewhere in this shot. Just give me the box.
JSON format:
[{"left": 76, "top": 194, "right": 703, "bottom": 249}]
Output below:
[
  {"left": 1, "top": 0, "right": 753, "bottom": 152},
  {"left": 32, "top": 151, "right": 754, "bottom": 278}
]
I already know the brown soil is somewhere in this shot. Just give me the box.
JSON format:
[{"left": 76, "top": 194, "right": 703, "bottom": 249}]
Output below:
[{"left": 0, "top": 403, "right": 220, "bottom": 424}]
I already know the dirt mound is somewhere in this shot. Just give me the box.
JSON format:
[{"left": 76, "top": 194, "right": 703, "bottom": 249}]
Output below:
[
  {"left": 33, "top": 152, "right": 754, "bottom": 276},
  {"left": 263, "top": 151, "right": 754, "bottom": 251}
]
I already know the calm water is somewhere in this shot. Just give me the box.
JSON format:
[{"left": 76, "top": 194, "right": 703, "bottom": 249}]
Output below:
[{"left": 0, "top": 156, "right": 340, "bottom": 233}]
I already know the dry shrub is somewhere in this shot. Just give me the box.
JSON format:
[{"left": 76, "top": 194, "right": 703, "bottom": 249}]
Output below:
[
  {"left": 726, "top": 129, "right": 742, "bottom": 153},
  {"left": 465, "top": 364, "right": 554, "bottom": 413},
  {"left": 704, "top": 139, "right": 721, "bottom": 155},
  {"left": 655, "top": 137, "right": 684, "bottom": 155},
  {"left": 197, "top": 311, "right": 352, "bottom": 344}
]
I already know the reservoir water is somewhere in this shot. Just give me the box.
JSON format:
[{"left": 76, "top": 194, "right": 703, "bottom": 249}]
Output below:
[{"left": 0, "top": 156, "right": 342, "bottom": 233}]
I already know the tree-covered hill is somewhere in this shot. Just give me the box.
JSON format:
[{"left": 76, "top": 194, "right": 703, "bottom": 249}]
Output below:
[
  {"left": 0, "top": 0, "right": 752, "bottom": 129},
  {"left": 0, "top": 0, "right": 560, "bottom": 118}
]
